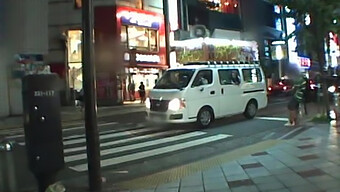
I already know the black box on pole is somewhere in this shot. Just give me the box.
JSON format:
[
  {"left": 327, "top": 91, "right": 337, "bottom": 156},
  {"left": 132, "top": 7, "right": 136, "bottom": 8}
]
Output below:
[{"left": 22, "top": 74, "right": 64, "bottom": 175}]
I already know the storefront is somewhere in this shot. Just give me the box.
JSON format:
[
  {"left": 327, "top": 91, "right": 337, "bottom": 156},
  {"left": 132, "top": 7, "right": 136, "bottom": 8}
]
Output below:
[{"left": 94, "top": 6, "right": 167, "bottom": 104}]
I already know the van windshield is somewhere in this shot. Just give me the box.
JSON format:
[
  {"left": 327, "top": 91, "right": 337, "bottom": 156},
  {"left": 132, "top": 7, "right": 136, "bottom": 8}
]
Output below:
[{"left": 154, "top": 69, "right": 195, "bottom": 89}]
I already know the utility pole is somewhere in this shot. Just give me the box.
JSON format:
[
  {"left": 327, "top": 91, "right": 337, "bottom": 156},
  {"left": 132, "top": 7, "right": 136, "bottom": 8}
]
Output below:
[
  {"left": 81, "top": 0, "right": 102, "bottom": 191},
  {"left": 162, "top": 0, "right": 171, "bottom": 66}
]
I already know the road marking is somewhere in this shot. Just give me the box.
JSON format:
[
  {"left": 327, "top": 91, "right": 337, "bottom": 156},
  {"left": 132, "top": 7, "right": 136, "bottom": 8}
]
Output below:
[
  {"left": 65, "top": 131, "right": 207, "bottom": 162},
  {"left": 262, "top": 132, "right": 275, "bottom": 140},
  {"left": 69, "top": 134, "right": 232, "bottom": 172},
  {"left": 278, "top": 126, "right": 303, "bottom": 140},
  {"left": 63, "top": 127, "right": 161, "bottom": 146},
  {"left": 64, "top": 129, "right": 187, "bottom": 153},
  {"left": 63, "top": 124, "right": 144, "bottom": 140},
  {"left": 256, "top": 117, "right": 289, "bottom": 122},
  {"left": 4, "top": 122, "right": 120, "bottom": 140}
]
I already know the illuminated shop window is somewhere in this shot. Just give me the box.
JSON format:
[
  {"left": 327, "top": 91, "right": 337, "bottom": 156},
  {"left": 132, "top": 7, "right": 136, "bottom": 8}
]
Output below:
[
  {"left": 199, "top": 0, "right": 239, "bottom": 14},
  {"left": 121, "top": 25, "right": 158, "bottom": 52}
]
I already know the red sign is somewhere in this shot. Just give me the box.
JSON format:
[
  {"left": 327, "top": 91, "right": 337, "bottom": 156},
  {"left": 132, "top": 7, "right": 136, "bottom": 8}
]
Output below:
[{"left": 298, "top": 57, "right": 311, "bottom": 68}]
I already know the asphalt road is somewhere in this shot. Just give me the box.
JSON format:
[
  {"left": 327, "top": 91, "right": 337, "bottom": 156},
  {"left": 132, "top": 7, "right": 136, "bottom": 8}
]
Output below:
[{"left": 1, "top": 96, "right": 304, "bottom": 192}]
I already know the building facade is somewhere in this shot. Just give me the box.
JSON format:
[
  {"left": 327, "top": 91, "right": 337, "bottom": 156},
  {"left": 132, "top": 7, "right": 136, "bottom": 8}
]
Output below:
[
  {"left": 0, "top": 0, "right": 48, "bottom": 117},
  {"left": 47, "top": 0, "right": 165, "bottom": 105}
]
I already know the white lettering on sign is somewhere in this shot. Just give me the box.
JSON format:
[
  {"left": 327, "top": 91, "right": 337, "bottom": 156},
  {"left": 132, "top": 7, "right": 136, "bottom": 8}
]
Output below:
[
  {"left": 136, "top": 54, "right": 160, "bottom": 63},
  {"left": 118, "top": 10, "right": 160, "bottom": 28},
  {"left": 34, "top": 90, "right": 55, "bottom": 97}
]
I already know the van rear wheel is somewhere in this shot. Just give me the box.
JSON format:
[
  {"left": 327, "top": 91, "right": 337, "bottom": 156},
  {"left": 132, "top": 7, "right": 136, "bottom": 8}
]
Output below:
[
  {"left": 197, "top": 107, "right": 213, "bottom": 128},
  {"left": 244, "top": 101, "right": 257, "bottom": 119}
]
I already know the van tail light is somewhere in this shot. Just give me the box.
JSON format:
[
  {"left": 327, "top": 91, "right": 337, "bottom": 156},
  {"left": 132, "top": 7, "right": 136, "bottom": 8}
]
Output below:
[{"left": 268, "top": 86, "right": 272, "bottom": 91}]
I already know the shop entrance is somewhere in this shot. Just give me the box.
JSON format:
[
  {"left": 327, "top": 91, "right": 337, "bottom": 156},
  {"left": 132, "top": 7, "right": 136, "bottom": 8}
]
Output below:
[
  {"left": 125, "top": 68, "right": 160, "bottom": 101},
  {"left": 67, "top": 30, "right": 83, "bottom": 92}
]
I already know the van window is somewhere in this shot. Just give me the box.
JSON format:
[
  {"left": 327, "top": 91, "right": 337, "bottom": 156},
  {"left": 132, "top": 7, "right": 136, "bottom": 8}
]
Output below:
[
  {"left": 218, "top": 69, "right": 241, "bottom": 85},
  {"left": 192, "top": 70, "right": 213, "bottom": 87},
  {"left": 242, "top": 68, "right": 262, "bottom": 83},
  {"left": 154, "top": 69, "right": 195, "bottom": 89}
]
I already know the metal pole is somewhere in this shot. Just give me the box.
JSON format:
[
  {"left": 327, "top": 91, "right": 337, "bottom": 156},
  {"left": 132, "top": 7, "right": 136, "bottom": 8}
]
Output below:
[
  {"left": 162, "top": 0, "right": 171, "bottom": 66},
  {"left": 279, "top": 59, "right": 282, "bottom": 78},
  {"left": 81, "top": 0, "right": 102, "bottom": 191}
]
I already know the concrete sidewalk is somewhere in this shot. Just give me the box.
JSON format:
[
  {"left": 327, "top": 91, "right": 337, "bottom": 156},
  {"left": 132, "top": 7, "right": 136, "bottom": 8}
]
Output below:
[
  {"left": 112, "top": 123, "right": 340, "bottom": 192},
  {"left": 0, "top": 103, "right": 145, "bottom": 131}
]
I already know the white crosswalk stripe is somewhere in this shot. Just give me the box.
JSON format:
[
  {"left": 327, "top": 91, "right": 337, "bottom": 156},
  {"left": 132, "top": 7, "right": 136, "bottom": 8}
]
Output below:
[
  {"left": 69, "top": 134, "right": 231, "bottom": 172},
  {"left": 9, "top": 122, "right": 233, "bottom": 173}
]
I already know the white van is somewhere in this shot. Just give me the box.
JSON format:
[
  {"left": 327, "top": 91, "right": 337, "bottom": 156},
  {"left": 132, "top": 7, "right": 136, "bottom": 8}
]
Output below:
[{"left": 145, "top": 61, "right": 268, "bottom": 128}]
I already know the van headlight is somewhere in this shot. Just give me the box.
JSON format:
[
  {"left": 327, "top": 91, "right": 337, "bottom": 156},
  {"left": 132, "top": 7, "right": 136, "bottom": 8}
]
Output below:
[
  {"left": 168, "top": 98, "right": 185, "bottom": 111},
  {"left": 145, "top": 98, "right": 151, "bottom": 109}
]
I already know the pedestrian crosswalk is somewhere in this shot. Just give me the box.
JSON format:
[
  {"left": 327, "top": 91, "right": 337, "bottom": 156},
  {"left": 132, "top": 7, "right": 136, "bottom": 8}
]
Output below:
[{"left": 14, "top": 122, "right": 232, "bottom": 172}]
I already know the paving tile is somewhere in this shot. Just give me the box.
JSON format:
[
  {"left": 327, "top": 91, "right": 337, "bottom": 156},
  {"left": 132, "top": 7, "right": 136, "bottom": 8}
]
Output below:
[
  {"left": 297, "top": 168, "right": 325, "bottom": 178},
  {"left": 298, "top": 154, "right": 320, "bottom": 161},
  {"left": 290, "top": 164, "right": 316, "bottom": 172},
  {"left": 256, "top": 182, "right": 285, "bottom": 191},
  {"left": 275, "top": 173, "right": 308, "bottom": 187},
  {"left": 251, "top": 175, "right": 280, "bottom": 184},
  {"left": 245, "top": 167, "right": 271, "bottom": 178},
  {"left": 227, "top": 179, "right": 254, "bottom": 188},
  {"left": 263, "top": 189, "right": 290, "bottom": 192},
  {"left": 179, "top": 186, "right": 204, "bottom": 192},
  {"left": 307, "top": 175, "right": 336, "bottom": 183},
  {"left": 204, "top": 189, "right": 231, "bottom": 192},
  {"left": 251, "top": 151, "right": 269, "bottom": 156},
  {"left": 222, "top": 166, "right": 246, "bottom": 176},
  {"left": 154, "top": 188, "right": 178, "bottom": 192},
  {"left": 288, "top": 184, "right": 322, "bottom": 192},
  {"left": 203, "top": 168, "right": 224, "bottom": 179},
  {"left": 204, "top": 180, "right": 229, "bottom": 191},
  {"left": 240, "top": 163, "right": 263, "bottom": 169},
  {"left": 230, "top": 185, "right": 259, "bottom": 192},
  {"left": 298, "top": 137, "right": 313, "bottom": 141},
  {"left": 297, "top": 144, "right": 316, "bottom": 149},
  {"left": 226, "top": 173, "right": 249, "bottom": 182},
  {"left": 315, "top": 180, "right": 340, "bottom": 190},
  {"left": 237, "top": 156, "right": 258, "bottom": 165},
  {"left": 203, "top": 176, "right": 226, "bottom": 183},
  {"left": 268, "top": 168, "right": 295, "bottom": 175}
]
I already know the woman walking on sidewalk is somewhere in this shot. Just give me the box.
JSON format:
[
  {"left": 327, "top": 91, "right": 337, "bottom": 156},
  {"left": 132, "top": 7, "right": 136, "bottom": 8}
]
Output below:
[{"left": 286, "top": 75, "right": 307, "bottom": 126}]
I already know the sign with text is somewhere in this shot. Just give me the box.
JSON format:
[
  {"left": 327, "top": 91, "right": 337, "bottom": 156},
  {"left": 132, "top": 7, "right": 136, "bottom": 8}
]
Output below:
[
  {"left": 298, "top": 56, "right": 311, "bottom": 69},
  {"left": 118, "top": 9, "right": 161, "bottom": 29}
]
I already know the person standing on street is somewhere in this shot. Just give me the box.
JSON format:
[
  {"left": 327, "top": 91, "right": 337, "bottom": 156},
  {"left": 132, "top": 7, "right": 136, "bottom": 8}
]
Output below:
[
  {"left": 138, "top": 82, "right": 146, "bottom": 104},
  {"left": 128, "top": 81, "right": 135, "bottom": 101},
  {"left": 286, "top": 75, "right": 307, "bottom": 126}
]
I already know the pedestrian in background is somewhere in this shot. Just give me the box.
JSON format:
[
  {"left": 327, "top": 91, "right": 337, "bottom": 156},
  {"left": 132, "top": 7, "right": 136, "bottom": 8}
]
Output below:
[
  {"left": 286, "top": 75, "right": 307, "bottom": 126},
  {"left": 128, "top": 81, "right": 135, "bottom": 101},
  {"left": 139, "top": 82, "right": 146, "bottom": 104}
]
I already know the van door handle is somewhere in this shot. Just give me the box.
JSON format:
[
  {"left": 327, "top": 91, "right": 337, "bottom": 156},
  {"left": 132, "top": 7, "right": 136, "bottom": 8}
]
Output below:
[
  {"left": 210, "top": 91, "right": 215, "bottom": 95},
  {"left": 200, "top": 87, "right": 204, "bottom": 92},
  {"left": 221, "top": 88, "right": 224, "bottom": 94}
]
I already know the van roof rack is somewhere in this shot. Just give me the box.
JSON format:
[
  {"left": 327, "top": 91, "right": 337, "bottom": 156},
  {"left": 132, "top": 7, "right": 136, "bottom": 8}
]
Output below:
[{"left": 184, "top": 61, "right": 260, "bottom": 66}]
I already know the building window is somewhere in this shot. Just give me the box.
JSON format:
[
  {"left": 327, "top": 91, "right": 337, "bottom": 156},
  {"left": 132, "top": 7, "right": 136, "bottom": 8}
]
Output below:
[
  {"left": 121, "top": 25, "right": 158, "bottom": 52},
  {"left": 199, "top": 0, "right": 239, "bottom": 14}
]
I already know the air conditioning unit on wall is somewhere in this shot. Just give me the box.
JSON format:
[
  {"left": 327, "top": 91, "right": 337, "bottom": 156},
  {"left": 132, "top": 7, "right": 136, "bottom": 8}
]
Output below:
[{"left": 190, "top": 25, "right": 210, "bottom": 38}]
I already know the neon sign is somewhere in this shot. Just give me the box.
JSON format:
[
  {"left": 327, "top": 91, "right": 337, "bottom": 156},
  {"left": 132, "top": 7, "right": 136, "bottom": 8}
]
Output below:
[
  {"left": 136, "top": 54, "right": 160, "bottom": 63},
  {"left": 118, "top": 10, "right": 161, "bottom": 29},
  {"left": 298, "top": 56, "right": 311, "bottom": 69}
]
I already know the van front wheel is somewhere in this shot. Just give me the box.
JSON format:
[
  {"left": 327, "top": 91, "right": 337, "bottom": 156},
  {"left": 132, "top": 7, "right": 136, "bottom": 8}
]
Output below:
[
  {"left": 197, "top": 108, "right": 213, "bottom": 128},
  {"left": 244, "top": 101, "right": 257, "bottom": 119}
]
